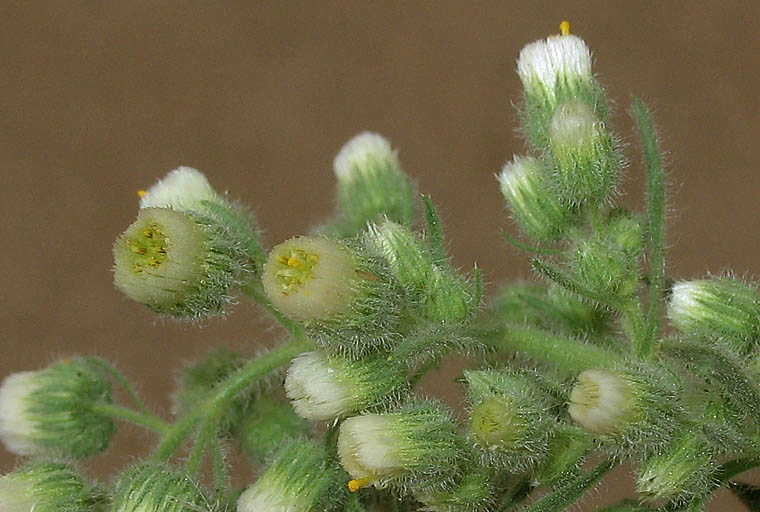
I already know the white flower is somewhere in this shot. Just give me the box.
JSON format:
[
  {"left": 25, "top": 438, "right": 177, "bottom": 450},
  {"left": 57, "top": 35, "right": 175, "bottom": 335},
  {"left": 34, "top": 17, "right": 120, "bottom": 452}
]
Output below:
[
  {"left": 337, "top": 414, "right": 403, "bottom": 489},
  {"left": 568, "top": 370, "right": 630, "bottom": 434},
  {"left": 0, "top": 371, "right": 40, "bottom": 455},
  {"left": 517, "top": 35, "right": 592, "bottom": 103},
  {"left": 139, "top": 166, "right": 218, "bottom": 210},
  {"left": 284, "top": 351, "right": 355, "bottom": 421},
  {"left": 333, "top": 132, "right": 397, "bottom": 183}
]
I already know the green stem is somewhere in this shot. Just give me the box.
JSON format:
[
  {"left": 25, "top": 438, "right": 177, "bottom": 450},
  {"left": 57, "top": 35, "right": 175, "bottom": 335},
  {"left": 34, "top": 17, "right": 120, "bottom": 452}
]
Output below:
[
  {"left": 186, "top": 411, "right": 219, "bottom": 476},
  {"left": 210, "top": 437, "right": 227, "bottom": 499},
  {"left": 483, "top": 326, "right": 620, "bottom": 375},
  {"left": 621, "top": 301, "right": 650, "bottom": 358},
  {"left": 90, "top": 402, "right": 170, "bottom": 434},
  {"left": 152, "top": 337, "right": 312, "bottom": 461},
  {"left": 523, "top": 458, "right": 613, "bottom": 512},
  {"left": 86, "top": 357, "right": 155, "bottom": 416},
  {"left": 241, "top": 283, "right": 303, "bottom": 336},
  {"left": 632, "top": 96, "right": 666, "bottom": 354}
]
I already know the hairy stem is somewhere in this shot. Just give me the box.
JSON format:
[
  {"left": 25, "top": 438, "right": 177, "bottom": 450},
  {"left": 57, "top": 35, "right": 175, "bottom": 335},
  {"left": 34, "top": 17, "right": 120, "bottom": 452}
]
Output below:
[
  {"left": 632, "top": 96, "right": 666, "bottom": 356},
  {"left": 153, "top": 337, "right": 312, "bottom": 461},
  {"left": 90, "top": 402, "right": 170, "bottom": 434},
  {"left": 483, "top": 326, "right": 620, "bottom": 375}
]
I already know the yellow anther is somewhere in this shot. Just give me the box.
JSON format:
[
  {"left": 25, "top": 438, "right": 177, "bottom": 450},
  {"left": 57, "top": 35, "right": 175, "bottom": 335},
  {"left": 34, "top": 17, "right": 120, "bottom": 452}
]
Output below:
[
  {"left": 62, "top": 357, "right": 71, "bottom": 365},
  {"left": 137, "top": 189, "right": 147, "bottom": 198},
  {"left": 286, "top": 256, "right": 303, "bottom": 268},
  {"left": 132, "top": 246, "right": 148, "bottom": 255},
  {"left": 348, "top": 477, "right": 372, "bottom": 492},
  {"left": 559, "top": 21, "right": 571, "bottom": 36}
]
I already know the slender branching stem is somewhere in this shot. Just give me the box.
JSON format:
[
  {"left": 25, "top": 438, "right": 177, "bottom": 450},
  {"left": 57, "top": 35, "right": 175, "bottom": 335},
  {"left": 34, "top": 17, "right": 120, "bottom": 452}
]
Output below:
[
  {"left": 633, "top": 96, "right": 666, "bottom": 356},
  {"left": 90, "top": 402, "right": 170, "bottom": 434}
]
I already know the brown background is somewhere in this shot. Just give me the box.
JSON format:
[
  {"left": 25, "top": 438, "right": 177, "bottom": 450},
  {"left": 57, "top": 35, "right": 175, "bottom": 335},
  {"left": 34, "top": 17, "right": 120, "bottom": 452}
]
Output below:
[{"left": 1, "top": 1, "right": 759, "bottom": 509}]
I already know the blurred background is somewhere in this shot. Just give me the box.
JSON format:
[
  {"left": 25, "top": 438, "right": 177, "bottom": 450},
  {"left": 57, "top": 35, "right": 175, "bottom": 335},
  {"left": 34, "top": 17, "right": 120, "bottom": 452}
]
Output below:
[{"left": 1, "top": 1, "right": 759, "bottom": 509}]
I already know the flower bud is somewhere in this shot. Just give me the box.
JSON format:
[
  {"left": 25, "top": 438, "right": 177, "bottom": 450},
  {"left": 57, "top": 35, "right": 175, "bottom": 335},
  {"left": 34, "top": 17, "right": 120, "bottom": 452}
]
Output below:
[
  {"left": 571, "top": 237, "right": 639, "bottom": 303},
  {"left": 414, "top": 469, "right": 494, "bottom": 512},
  {"left": 113, "top": 207, "right": 253, "bottom": 318},
  {"left": 498, "top": 156, "right": 574, "bottom": 242},
  {"left": 493, "top": 283, "right": 610, "bottom": 337},
  {"left": 238, "top": 438, "right": 344, "bottom": 512},
  {"left": 140, "top": 167, "right": 264, "bottom": 267},
  {"left": 0, "top": 462, "right": 103, "bottom": 512},
  {"left": 568, "top": 370, "right": 632, "bottom": 435},
  {"left": 284, "top": 351, "right": 406, "bottom": 421},
  {"left": 139, "top": 166, "right": 219, "bottom": 210},
  {"left": 548, "top": 100, "right": 620, "bottom": 206},
  {"left": 517, "top": 34, "right": 593, "bottom": 112},
  {"left": 365, "top": 220, "right": 432, "bottom": 292},
  {"left": 262, "top": 236, "right": 404, "bottom": 356},
  {"left": 667, "top": 277, "right": 760, "bottom": 354},
  {"left": 337, "top": 402, "right": 460, "bottom": 492},
  {"left": 236, "top": 395, "right": 310, "bottom": 463},
  {"left": 465, "top": 370, "right": 556, "bottom": 469},
  {"left": 636, "top": 432, "right": 717, "bottom": 503},
  {"left": 423, "top": 266, "right": 477, "bottom": 324},
  {"left": 332, "top": 132, "right": 418, "bottom": 236},
  {"left": 111, "top": 464, "right": 206, "bottom": 512},
  {"left": 0, "top": 358, "right": 115, "bottom": 458},
  {"left": 517, "top": 30, "right": 608, "bottom": 150},
  {"left": 568, "top": 366, "right": 682, "bottom": 457}
]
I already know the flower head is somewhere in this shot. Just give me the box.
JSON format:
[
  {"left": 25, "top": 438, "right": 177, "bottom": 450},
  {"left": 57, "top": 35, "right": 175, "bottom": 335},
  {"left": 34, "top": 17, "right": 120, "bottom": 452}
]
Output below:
[
  {"left": 0, "top": 358, "right": 114, "bottom": 458},
  {"left": 139, "top": 166, "right": 219, "bottom": 210}
]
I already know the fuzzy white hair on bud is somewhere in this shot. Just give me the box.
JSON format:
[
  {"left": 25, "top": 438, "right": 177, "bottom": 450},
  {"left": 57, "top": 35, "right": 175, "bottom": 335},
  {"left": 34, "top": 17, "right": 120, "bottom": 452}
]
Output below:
[
  {"left": 517, "top": 35, "right": 592, "bottom": 97},
  {"left": 0, "top": 371, "right": 40, "bottom": 455},
  {"left": 284, "top": 351, "right": 355, "bottom": 421},
  {"left": 568, "top": 370, "right": 630, "bottom": 434},
  {"left": 139, "top": 166, "right": 218, "bottom": 210},
  {"left": 333, "top": 132, "right": 396, "bottom": 182}
]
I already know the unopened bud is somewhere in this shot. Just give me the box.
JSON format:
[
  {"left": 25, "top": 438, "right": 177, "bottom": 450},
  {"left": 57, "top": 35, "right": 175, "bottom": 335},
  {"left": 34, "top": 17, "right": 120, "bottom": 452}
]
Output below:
[
  {"left": 548, "top": 100, "right": 620, "bottom": 206},
  {"left": 668, "top": 278, "right": 760, "bottom": 354},
  {"left": 415, "top": 469, "right": 494, "bottom": 512},
  {"left": 0, "top": 462, "right": 103, "bottom": 512},
  {"left": 498, "top": 156, "right": 574, "bottom": 241},
  {"left": 337, "top": 402, "right": 460, "bottom": 492},
  {"left": 636, "top": 432, "right": 716, "bottom": 503},
  {"left": 466, "top": 370, "right": 555, "bottom": 469},
  {"left": 0, "top": 358, "right": 115, "bottom": 458},
  {"left": 285, "top": 351, "right": 406, "bottom": 421},
  {"left": 365, "top": 220, "right": 432, "bottom": 292},
  {"left": 238, "top": 438, "right": 344, "bottom": 512},
  {"left": 517, "top": 34, "right": 593, "bottom": 111},
  {"left": 569, "top": 366, "right": 682, "bottom": 457},
  {"left": 332, "top": 132, "right": 417, "bottom": 236},
  {"left": 237, "top": 395, "right": 310, "bottom": 463},
  {"left": 111, "top": 464, "right": 206, "bottom": 512}
]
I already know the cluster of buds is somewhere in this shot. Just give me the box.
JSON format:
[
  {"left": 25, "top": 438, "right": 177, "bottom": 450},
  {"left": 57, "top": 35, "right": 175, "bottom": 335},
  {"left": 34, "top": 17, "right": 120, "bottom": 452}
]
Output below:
[
  {"left": 500, "top": 23, "right": 623, "bottom": 248},
  {"left": 113, "top": 167, "right": 263, "bottom": 319},
  {"left": 0, "top": 358, "right": 115, "bottom": 459}
]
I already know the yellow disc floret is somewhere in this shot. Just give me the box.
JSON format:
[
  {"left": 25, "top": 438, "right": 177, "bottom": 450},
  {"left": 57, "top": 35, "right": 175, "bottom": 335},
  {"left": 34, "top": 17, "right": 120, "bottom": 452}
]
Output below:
[{"left": 262, "top": 236, "right": 358, "bottom": 322}]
